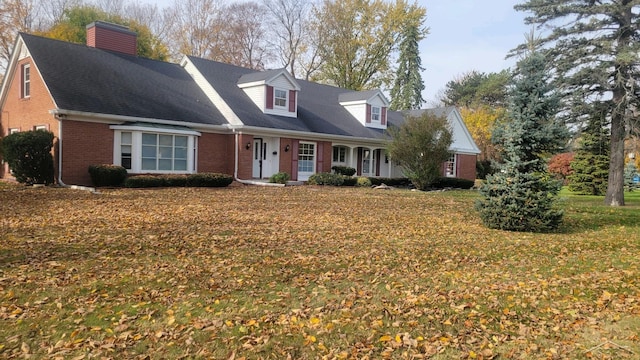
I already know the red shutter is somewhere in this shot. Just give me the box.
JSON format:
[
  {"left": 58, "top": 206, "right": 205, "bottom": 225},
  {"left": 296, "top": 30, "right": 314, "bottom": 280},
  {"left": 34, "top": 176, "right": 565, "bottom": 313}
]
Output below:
[
  {"left": 366, "top": 104, "right": 371, "bottom": 123},
  {"left": 291, "top": 140, "right": 299, "bottom": 181},
  {"left": 381, "top": 107, "right": 387, "bottom": 125},
  {"left": 316, "top": 142, "right": 324, "bottom": 173},
  {"left": 266, "top": 86, "right": 274, "bottom": 109},
  {"left": 289, "top": 90, "right": 296, "bottom": 112}
]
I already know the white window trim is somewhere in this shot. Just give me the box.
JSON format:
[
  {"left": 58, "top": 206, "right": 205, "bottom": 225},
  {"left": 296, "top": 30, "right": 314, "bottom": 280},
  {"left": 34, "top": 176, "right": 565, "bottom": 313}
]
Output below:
[
  {"left": 371, "top": 106, "right": 381, "bottom": 122},
  {"left": 112, "top": 127, "right": 199, "bottom": 174},
  {"left": 445, "top": 154, "right": 456, "bottom": 177},
  {"left": 274, "top": 88, "right": 288, "bottom": 108},
  {"left": 297, "top": 141, "right": 316, "bottom": 181},
  {"left": 22, "top": 63, "right": 30, "bottom": 98},
  {"left": 9, "top": 128, "right": 20, "bottom": 134},
  {"left": 332, "top": 146, "right": 347, "bottom": 164}
]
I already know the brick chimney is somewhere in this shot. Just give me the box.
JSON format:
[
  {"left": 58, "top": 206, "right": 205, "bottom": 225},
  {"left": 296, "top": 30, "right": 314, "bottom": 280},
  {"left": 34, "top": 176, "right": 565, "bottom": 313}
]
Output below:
[{"left": 86, "top": 21, "right": 137, "bottom": 56}]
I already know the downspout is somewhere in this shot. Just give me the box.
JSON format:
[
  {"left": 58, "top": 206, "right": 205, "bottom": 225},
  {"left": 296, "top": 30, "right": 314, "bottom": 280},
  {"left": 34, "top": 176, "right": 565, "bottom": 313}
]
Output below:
[
  {"left": 55, "top": 114, "right": 96, "bottom": 192},
  {"left": 232, "top": 128, "right": 284, "bottom": 187}
]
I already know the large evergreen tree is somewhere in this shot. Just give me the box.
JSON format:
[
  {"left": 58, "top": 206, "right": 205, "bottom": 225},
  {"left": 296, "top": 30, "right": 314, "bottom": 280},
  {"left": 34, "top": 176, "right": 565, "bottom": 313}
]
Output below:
[
  {"left": 389, "top": 18, "right": 427, "bottom": 110},
  {"left": 476, "top": 47, "right": 567, "bottom": 232},
  {"left": 513, "top": 0, "right": 640, "bottom": 206}
]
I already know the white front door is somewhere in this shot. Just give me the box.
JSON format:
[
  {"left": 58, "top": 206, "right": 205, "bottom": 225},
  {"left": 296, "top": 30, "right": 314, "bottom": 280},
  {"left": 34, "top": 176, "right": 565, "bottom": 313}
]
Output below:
[{"left": 252, "top": 138, "right": 266, "bottom": 178}]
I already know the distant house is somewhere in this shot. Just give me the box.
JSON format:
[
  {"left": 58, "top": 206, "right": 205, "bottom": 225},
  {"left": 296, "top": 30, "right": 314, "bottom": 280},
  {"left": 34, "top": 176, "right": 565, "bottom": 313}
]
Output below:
[{"left": 0, "top": 22, "right": 480, "bottom": 186}]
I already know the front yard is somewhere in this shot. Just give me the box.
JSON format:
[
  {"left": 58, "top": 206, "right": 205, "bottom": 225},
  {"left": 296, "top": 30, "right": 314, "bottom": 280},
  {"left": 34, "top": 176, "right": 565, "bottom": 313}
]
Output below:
[{"left": 0, "top": 183, "right": 638, "bottom": 359}]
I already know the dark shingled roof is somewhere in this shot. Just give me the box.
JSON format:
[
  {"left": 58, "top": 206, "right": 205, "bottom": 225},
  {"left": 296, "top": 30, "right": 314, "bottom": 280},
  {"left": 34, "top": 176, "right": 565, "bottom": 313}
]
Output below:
[
  {"left": 21, "top": 33, "right": 227, "bottom": 126},
  {"left": 237, "top": 68, "right": 286, "bottom": 85},
  {"left": 338, "top": 89, "right": 383, "bottom": 103},
  {"left": 188, "top": 56, "right": 404, "bottom": 140}
]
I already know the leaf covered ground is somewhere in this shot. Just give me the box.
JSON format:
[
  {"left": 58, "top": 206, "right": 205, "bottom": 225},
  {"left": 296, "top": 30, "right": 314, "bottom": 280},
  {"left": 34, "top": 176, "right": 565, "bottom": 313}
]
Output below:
[{"left": 0, "top": 183, "right": 638, "bottom": 359}]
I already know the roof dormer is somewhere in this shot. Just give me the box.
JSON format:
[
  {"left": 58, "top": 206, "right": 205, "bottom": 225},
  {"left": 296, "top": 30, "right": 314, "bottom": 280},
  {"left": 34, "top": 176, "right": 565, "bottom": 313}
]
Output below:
[
  {"left": 238, "top": 69, "right": 300, "bottom": 118},
  {"left": 339, "top": 90, "right": 389, "bottom": 129}
]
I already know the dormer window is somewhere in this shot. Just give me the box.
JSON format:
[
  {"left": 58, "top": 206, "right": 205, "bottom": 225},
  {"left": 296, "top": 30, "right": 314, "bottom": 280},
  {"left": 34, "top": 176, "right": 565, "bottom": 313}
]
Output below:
[
  {"left": 274, "top": 89, "right": 287, "bottom": 107},
  {"left": 371, "top": 106, "right": 380, "bottom": 122}
]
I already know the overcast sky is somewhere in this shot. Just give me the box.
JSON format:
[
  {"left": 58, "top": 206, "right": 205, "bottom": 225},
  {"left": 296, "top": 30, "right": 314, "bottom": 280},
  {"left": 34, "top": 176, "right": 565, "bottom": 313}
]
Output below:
[{"left": 149, "top": 0, "right": 530, "bottom": 105}]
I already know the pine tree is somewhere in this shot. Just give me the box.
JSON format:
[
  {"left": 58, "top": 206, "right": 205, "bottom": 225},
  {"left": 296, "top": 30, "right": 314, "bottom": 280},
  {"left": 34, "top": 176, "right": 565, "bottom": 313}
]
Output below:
[
  {"left": 389, "top": 21, "right": 427, "bottom": 110},
  {"left": 513, "top": 0, "right": 640, "bottom": 206},
  {"left": 476, "top": 47, "right": 567, "bottom": 232},
  {"left": 567, "top": 117, "right": 610, "bottom": 195}
]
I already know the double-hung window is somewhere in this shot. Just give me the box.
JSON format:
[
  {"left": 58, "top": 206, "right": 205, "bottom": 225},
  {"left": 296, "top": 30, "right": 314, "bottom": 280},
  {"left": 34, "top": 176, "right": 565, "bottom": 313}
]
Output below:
[
  {"left": 274, "top": 89, "right": 287, "bottom": 107},
  {"left": 371, "top": 106, "right": 380, "bottom": 122},
  {"left": 22, "top": 64, "right": 30, "bottom": 98},
  {"left": 297, "top": 142, "right": 316, "bottom": 180},
  {"left": 112, "top": 125, "right": 199, "bottom": 174},
  {"left": 445, "top": 154, "right": 456, "bottom": 177},
  {"left": 332, "top": 146, "right": 346, "bottom": 164}
]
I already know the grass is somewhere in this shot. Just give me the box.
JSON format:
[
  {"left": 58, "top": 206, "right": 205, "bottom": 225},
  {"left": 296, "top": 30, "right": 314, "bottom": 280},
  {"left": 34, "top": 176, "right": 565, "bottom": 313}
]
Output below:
[{"left": 0, "top": 183, "right": 638, "bottom": 359}]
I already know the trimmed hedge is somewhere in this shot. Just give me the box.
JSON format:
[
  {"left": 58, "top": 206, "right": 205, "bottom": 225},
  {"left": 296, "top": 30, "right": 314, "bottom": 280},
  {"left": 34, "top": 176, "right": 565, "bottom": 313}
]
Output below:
[
  {"left": 308, "top": 172, "right": 345, "bottom": 186},
  {"left": 356, "top": 177, "right": 372, "bottom": 187},
  {"left": 430, "top": 177, "right": 475, "bottom": 189},
  {"left": 2, "top": 130, "right": 55, "bottom": 185},
  {"left": 88, "top": 164, "right": 127, "bottom": 187},
  {"left": 124, "top": 173, "right": 233, "bottom": 188},
  {"left": 331, "top": 165, "right": 356, "bottom": 176}
]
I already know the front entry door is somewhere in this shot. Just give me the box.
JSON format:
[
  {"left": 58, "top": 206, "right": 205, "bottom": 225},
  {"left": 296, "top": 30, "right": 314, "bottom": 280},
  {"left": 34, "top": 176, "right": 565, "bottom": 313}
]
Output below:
[{"left": 252, "top": 138, "right": 266, "bottom": 178}]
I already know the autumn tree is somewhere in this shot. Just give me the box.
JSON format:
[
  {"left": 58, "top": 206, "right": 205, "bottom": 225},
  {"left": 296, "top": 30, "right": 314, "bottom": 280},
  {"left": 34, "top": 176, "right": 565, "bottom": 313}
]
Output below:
[
  {"left": 263, "top": 0, "right": 312, "bottom": 77},
  {"left": 476, "top": 46, "right": 567, "bottom": 232},
  {"left": 514, "top": 0, "right": 640, "bottom": 206},
  {"left": 166, "top": 0, "right": 224, "bottom": 59},
  {"left": 0, "top": 0, "right": 41, "bottom": 71},
  {"left": 389, "top": 10, "right": 427, "bottom": 110},
  {"left": 311, "top": 0, "right": 426, "bottom": 90},
  {"left": 387, "top": 112, "right": 453, "bottom": 190},
  {"left": 40, "top": 5, "right": 170, "bottom": 61},
  {"left": 216, "top": 2, "right": 272, "bottom": 69}
]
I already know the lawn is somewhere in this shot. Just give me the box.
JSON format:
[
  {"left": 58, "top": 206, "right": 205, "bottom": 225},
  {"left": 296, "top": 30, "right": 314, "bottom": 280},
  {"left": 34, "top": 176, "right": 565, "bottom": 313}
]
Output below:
[{"left": 0, "top": 182, "right": 638, "bottom": 359}]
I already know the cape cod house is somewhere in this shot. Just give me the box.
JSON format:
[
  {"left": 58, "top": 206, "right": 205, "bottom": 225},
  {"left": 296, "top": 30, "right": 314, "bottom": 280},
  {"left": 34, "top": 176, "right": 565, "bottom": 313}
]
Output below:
[{"left": 0, "top": 22, "right": 480, "bottom": 186}]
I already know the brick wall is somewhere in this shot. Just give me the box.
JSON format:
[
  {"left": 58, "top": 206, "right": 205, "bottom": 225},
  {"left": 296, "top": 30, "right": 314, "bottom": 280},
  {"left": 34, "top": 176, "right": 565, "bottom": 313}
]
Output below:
[
  {"left": 86, "top": 22, "right": 137, "bottom": 56},
  {"left": 197, "top": 132, "right": 233, "bottom": 175},
  {"left": 60, "top": 120, "right": 113, "bottom": 186},
  {"left": 237, "top": 133, "right": 253, "bottom": 179},
  {"left": 1, "top": 57, "right": 59, "bottom": 180},
  {"left": 456, "top": 154, "right": 477, "bottom": 181}
]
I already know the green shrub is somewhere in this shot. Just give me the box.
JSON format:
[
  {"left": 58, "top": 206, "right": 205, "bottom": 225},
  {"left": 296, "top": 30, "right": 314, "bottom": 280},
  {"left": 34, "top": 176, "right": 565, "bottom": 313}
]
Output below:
[
  {"left": 342, "top": 176, "right": 357, "bottom": 186},
  {"left": 356, "top": 177, "right": 372, "bottom": 187},
  {"left": 2, "top": 130, "right": 55, "bottom": 185},
  {"left": 162, "top": 174, "right": 188, "bottom": 187},
  {"left": 88, "top": 164, "right": 127, "bottom": 187},
  {"left": 269, "top": 172, "right": 290, "bottom": 184},
  {"left": 331, "top": 165, "right": 356, "bottom": 176},
  {"left": 186, "top": 173, "right": 233, "bottom": 187},
  {"left": 430, "top": 177, "right": 475, "bottom": 189},
  {"left": 308, "top": 172, "right": 344, "bottom": 186},
  {"left": 368, "top": 177, "right": 411, "bottom": 187},
  {"left": 124, "top": 175, "right": 165, "bottom": 188}
]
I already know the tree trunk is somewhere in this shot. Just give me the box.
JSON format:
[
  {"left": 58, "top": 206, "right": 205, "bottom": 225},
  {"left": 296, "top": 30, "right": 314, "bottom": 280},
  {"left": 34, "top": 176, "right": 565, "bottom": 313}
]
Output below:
[{"left": 604, "top": 110, "right": 625, "bottom": 206}]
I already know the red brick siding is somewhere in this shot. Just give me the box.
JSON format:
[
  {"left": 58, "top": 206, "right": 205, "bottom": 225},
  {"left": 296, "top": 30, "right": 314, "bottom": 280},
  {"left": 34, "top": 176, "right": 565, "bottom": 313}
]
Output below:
[
  {"left": 61, "top": 120, "right": 113, "bottom": 186},
  {"left": 1, "top": 57, "right": 59, "bottom": 179},
  {"left": 197, "top": 133, "right": 233, "bottom": 174},
  {"left": 456, "top": 154, "right": 477, "bottom": 181},
  {"left": 279, "top": 138, "right": 293, "bottom": 178},
  {"left": 87, "top": 23, "right": 137, "bottom": 56},
  {"left": 236, "top": 134, "right": 253, "bottom": 180}
]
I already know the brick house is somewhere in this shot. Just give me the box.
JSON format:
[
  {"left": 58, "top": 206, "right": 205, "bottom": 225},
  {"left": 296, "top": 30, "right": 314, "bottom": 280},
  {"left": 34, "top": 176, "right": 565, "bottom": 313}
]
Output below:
[{"left": 0, "top": 22, "right": 480, "bottom": 186}]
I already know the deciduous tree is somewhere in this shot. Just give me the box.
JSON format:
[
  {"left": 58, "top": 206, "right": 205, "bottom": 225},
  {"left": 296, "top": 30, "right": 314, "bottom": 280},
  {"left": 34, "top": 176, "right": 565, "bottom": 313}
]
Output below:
[
  {"left": 513, "top": 0, "right": 640, "bottom": 206},
  {"left": 387, "top": 112, "right": 452, "bottom": 190}
]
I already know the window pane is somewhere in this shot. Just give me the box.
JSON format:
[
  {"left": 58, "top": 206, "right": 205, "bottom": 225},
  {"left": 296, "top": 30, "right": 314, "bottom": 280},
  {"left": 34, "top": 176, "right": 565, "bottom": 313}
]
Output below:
[
  {"left": 174, "top": 160, "right": 187, "bottom": 171},
  {"left": 158, "top": 159, "right": 172, "bottom": 170},
  {"left": 142, "top": 158, "right": 156, "bottom": 170},
  {"left": 142, "top": 133, "right": 156, "bottom": 145},
  {"left": 142, "top": 145, "right": 156, "bottom": 158},
  {"left": 121, "top": 158, "right": 131, "bottom": 170},
  {"left": 121, "top": 132, "right": 132, "bottom": 144},
  {"left": 159, "top": 134, "right": 173, "bottom": 146},
  {"left": 121, "top": 145, "right": 131, "bottom": 155},
  {"left": 159, "top": 146, "right": 172, "bottom": 158},
  {"left": 175, "top": 136, "right": 187, "bottom": 147},
  {"left": 175, "top": 147, "right": 187, "bottom": 159}
]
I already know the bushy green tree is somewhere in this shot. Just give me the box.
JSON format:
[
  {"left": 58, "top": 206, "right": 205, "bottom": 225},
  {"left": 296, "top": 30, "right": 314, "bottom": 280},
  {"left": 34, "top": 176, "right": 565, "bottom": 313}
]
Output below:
[
  {"left": 513, "top": 0, "right": 640, "bottom": 206},
  {"left": 567, "top": 117, "right": 610, "bottom": 195},
  {"left": 476, "top": 47, "right": 566, "bottom": 232},
  {"left": 387, "top": 112, "right": 452, "bottom": 190},
  {"left": 2, "top": 130, "right": 55, "bottom": 185}
]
